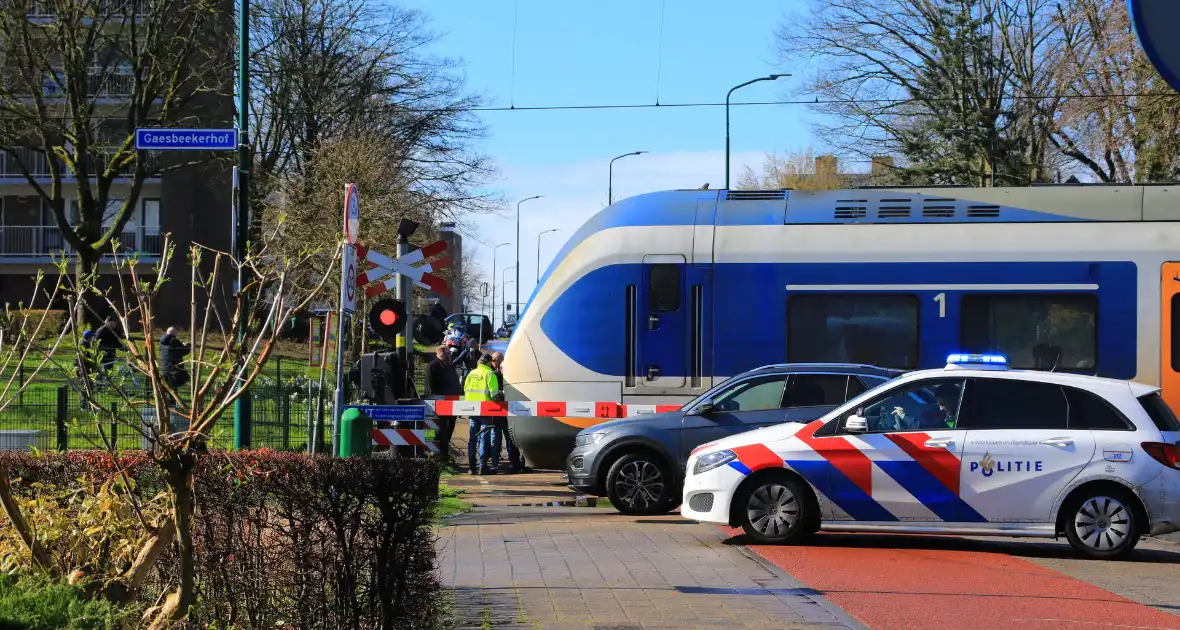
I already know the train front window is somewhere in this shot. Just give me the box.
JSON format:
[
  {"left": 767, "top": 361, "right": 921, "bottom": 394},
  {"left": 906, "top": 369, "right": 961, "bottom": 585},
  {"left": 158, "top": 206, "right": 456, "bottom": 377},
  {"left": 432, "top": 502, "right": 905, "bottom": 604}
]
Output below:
[
  {"left": 960, "top": 293, "right": 1096, "bottom": 371},
  {"left": 786, "top": 294, "right": 919, "bottom": 369}
]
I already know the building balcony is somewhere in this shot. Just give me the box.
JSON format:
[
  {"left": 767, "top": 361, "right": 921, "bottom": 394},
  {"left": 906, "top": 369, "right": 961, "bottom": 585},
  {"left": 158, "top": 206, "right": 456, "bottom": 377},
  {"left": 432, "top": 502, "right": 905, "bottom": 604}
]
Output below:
[
  {"left": 0, "top": 148, "right": 161, "bottom": 181},
  {"left": 26, "top": 0, "right": 150, "bottom": 20},
  {"left": 0, "top": 225, "right": 163, "bottom": 260}
]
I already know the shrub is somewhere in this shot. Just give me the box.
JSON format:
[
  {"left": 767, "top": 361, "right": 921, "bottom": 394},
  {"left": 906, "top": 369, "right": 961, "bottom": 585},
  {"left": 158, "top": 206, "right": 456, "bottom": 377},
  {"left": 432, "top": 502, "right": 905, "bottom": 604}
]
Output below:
[
  {"left": 0, "top": 573, "right": 134, "bottom": 630},
  {"left": 0, "top": 309, "right": 69, "bottom": 344},
  {"left": 0, "top": 451, "right": 444, "bottom": 630}
]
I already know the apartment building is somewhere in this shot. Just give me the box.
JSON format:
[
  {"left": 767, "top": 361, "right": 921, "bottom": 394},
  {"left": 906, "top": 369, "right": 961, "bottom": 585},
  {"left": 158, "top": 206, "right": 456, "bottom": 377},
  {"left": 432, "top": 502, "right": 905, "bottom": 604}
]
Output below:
[{"left": 0, "top": 0, "right": 233, "bottom": 326}]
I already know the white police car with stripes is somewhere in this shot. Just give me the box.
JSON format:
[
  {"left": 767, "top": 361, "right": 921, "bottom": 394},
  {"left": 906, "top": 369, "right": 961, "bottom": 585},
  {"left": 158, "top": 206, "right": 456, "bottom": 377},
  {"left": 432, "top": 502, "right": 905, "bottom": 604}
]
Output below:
[{"left": 681, "top": 354, "right": 1180, "bottom": 559}]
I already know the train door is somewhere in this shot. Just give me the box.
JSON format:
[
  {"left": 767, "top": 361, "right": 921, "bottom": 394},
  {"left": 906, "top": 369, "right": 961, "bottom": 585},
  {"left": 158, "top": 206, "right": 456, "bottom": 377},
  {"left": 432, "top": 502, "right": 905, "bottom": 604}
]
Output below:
[
  {"left": 640, "top": 254, "right": 687, "bottom": 388},
  {"left": 1161, "top": 263, "right": 1180, "bottom": 412}
]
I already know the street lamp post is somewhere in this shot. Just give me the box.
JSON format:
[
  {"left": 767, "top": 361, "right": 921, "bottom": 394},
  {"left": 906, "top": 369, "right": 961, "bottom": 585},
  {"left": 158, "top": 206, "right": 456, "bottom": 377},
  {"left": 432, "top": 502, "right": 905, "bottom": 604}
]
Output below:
[
  {"left": 725, "top": 74, "right": 789, "bottom": 190},
  {"left": 232, "top": 0, "right": 254, "bottom": 448},
  {"left": 608, "top": 151, "right": 647, "bottom": 205},
  {"left": 502, "top": 265, "right": 515, "bottom": 325},
  {"left": 491, "top": 242, "right": 509, "bottom": 328},
  {"left": 537, "top": 228, "right": 560, "bottom": 284},
  {"left": 515, "top": 196, "right": 542, "bottom": 327}
]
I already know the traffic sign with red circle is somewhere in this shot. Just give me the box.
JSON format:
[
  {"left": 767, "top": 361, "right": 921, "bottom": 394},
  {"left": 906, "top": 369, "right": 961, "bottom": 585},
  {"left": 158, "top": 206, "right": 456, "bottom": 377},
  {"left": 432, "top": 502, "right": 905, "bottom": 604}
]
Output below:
[{"left": 344, "top": 183, "right": 360, "bottom": 244}]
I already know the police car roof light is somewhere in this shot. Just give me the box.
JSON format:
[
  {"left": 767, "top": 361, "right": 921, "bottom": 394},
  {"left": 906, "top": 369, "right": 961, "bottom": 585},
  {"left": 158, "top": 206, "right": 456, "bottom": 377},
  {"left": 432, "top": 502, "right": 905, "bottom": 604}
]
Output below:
[{"left": 945, "top": 353, "right": 1009, "bottom": 370}]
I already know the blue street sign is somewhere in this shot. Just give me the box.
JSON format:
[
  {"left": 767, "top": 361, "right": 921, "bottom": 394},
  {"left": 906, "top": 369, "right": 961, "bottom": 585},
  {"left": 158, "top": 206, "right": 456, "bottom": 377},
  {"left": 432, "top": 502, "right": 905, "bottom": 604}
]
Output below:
[
  {"left": 1129, "top": 0, "right": 1180, "bottom": 92},
  {"left": 344, "top": 405, "right": 428, "bottom": 422},
  {"left": 134, "top": 128, "right": 239, "bottom": 151}
]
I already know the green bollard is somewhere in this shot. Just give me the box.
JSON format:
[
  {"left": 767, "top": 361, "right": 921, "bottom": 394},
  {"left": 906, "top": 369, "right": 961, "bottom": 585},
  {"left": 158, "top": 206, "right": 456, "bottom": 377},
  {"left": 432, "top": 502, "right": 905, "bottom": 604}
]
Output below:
[{"left": 338, "top": 408, "right": 373, "bottom": 458}]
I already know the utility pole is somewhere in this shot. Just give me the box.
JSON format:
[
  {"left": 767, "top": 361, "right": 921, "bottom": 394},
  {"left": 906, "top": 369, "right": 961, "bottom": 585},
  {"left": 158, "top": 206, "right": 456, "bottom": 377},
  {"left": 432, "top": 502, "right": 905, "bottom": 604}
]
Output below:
[{"left": 233, "top": 0, "right": 253, "bottom": 449}]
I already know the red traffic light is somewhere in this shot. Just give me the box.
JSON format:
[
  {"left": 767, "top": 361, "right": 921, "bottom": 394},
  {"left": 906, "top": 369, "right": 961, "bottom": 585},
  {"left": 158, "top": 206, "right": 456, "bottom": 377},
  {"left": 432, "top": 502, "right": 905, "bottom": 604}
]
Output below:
[{"left": 369, "top": 298, "right": 406, "bottom": 339}]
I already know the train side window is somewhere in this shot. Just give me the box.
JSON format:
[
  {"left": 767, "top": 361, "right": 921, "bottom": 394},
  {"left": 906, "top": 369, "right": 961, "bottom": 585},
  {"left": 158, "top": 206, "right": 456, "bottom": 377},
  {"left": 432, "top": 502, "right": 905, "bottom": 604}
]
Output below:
[
  {"left": 960, "top": 294, "right": 1096, "bottom": 371},
  {"left": 647, "top": 264, "right": 681, "bottom": 312},
  {"left": 786, "top": 294, "right": 919, "bottom": 369}
]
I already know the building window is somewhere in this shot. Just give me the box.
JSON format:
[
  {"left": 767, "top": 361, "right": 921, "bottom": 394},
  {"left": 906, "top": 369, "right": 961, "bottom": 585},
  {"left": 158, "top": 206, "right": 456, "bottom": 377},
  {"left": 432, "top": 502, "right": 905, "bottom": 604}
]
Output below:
[
  {"left": 647, "top": 264, "right": 681, "bottom": 312},
  {"left": 787, "top": 294, "right": 919, "bottom": 369},
  {"left": 960, "top": 294, "right": 1097, "bottom": 370}
]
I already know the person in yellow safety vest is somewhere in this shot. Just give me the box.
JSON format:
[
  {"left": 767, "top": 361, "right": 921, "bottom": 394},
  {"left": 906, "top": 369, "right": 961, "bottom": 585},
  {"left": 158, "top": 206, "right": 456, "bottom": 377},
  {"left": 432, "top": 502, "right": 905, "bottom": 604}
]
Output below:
[{"left": 464, "top": 352, "right": 503, "bottom": 475}]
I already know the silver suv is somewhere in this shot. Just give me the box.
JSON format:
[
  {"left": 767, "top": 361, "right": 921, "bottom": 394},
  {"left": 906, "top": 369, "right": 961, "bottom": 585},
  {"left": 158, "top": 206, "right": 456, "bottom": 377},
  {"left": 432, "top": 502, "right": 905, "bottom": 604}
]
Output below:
[{"left": 566, "top": 363, "right": 902, "bottom": 515}]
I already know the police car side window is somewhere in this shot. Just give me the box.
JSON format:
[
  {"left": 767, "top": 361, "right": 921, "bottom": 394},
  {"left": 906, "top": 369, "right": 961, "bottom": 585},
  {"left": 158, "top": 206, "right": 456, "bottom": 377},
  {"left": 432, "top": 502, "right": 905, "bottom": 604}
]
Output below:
[
  {"left": 958, "top": 378, "right": 1068, "bottom": 430},
  {"left": 1063, "top": 387, "right": 1133, "bottom": 430},
  {"left": 838, "top": 378, "right": 967, "bottom": 433}
]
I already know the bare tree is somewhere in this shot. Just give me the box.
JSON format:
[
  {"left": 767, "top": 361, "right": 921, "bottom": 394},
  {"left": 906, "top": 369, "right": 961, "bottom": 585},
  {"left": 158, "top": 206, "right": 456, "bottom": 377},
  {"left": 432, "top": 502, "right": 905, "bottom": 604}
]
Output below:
[
  {"left": 0, "top": 0, "right": 231, "bottom": 323},
  {"left": 1051, "top": 0, "right": 1180, "bottom": 182},
  {"left": 0, "top": 228, "right": 331, "bottom": 626},
  {"left": 249, "top": 0, "right": 499, "bottom": 222}
]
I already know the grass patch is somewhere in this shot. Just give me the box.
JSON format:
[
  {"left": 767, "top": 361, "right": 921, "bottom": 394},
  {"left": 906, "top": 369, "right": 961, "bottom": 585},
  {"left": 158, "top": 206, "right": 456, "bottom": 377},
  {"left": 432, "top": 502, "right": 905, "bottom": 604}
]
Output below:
[{"left": 435, "top": 482, "right": 473, "bottom": 522}]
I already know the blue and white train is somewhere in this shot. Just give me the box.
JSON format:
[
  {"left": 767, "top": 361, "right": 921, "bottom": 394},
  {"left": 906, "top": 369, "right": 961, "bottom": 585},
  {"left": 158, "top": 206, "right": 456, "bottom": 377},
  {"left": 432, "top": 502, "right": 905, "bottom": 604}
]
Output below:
[{"left": 502, "top": 184, "right": 1180, "bottom": 470}]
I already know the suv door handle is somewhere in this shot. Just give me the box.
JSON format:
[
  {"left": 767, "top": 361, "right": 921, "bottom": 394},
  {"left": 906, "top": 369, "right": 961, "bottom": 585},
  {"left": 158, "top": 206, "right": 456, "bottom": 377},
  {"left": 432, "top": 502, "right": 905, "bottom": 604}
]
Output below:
[
  {"left": 1043, "top": 437, "right": 1074, "bottom": 447},
  {"left": 924, "top": 438, "right": 954, "bottom": 448}
]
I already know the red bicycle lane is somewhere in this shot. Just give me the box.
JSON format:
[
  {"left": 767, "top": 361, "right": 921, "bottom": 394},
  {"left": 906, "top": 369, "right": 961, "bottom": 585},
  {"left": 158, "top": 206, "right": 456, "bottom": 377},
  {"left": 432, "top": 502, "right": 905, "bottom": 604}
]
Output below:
[{"left": 723, "top": 528, "right": 1180, "bottom": 630}]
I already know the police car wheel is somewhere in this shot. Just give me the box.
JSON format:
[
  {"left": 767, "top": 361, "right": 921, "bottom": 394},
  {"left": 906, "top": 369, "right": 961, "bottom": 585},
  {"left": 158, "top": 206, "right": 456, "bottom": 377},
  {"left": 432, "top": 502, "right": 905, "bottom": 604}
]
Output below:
[
  {"left": 606, "top": 454, "right": 675, "bottom": 516},
  {"left": 738, "top": 476, "right": 814, "bottom": 545},
  {"left": 1063, "top": 488, "right": 1141, "bottom": 560}
]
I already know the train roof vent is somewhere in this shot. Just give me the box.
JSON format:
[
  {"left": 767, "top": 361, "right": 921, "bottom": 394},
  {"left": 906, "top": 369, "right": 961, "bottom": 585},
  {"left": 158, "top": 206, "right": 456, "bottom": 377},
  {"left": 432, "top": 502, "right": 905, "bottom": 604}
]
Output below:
[
  {"left": 922, "top": 206, "right": 956, "bottom": 218},
  {"left": 726, "top": 189, "right": 787, "bottom": 201},
  {"left": 877, "top": 206, "right": 911, "bottom": 218},
  {"left": 834, "top": 207, "right": 867, "bottom": 220},
  {"left": 966, "top": 205, "right": 1001, "bottom": 218}
]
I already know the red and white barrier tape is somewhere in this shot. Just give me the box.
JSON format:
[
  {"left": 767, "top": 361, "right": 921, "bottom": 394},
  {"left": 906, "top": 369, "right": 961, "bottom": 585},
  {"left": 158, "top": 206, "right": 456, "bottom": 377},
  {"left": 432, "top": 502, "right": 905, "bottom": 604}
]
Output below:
[
  {"left": 425, "top": 399, "right": 682, "bottom": 419},
  {"left": 371, "top": 428, "right": 439, "bottom": 452}
]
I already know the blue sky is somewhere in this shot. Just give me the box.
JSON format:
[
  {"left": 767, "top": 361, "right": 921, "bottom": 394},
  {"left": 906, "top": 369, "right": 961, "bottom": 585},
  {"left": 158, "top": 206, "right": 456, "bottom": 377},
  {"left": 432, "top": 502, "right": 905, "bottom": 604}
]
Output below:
[{"left": 397, "top": 1, "right": 819, "bottom": 318}]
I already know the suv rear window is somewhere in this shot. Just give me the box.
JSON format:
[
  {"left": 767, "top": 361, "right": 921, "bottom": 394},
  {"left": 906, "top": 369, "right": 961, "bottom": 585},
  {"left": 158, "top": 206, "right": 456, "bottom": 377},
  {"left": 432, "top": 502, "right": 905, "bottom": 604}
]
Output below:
[{"left": 1137, "top": 392, "right": 1180, "bottom": 432}]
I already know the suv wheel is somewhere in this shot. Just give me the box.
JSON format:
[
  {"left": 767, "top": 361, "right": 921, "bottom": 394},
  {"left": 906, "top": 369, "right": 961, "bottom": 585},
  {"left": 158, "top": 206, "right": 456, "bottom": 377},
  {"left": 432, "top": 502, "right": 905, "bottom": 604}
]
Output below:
[
  {"left": 606, "top": 454, "right": 675, "bottom": 516},
  {"left": 737, "top": 475, "right": 816, "bottom": 545},
  {"left": 1063, "top": 488, "right": 1141, "bottom": 560}
]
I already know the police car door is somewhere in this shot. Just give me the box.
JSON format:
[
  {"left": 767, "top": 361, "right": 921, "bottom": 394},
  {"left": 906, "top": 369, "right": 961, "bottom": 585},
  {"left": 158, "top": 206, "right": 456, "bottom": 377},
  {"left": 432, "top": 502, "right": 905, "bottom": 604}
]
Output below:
[
  {"left": 807, "top": 377, "right": 969, "bottom": 523},
  {"left": 957, "top": 377, "right": 1096, "bottom": 523}
]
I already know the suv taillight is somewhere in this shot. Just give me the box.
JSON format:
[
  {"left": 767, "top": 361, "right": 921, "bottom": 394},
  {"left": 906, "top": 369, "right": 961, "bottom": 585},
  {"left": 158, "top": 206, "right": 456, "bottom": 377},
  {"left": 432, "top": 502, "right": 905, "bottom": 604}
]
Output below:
[{"left": 1141, "top": 442, "right": 1180, "bottom": 470}]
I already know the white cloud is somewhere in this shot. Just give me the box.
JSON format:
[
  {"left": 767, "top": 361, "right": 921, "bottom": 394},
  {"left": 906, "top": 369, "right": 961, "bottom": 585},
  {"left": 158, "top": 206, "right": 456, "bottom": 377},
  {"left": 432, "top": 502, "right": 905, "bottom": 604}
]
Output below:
[{"left": 458, "top": 149, "right": 765, "bottom": 321}]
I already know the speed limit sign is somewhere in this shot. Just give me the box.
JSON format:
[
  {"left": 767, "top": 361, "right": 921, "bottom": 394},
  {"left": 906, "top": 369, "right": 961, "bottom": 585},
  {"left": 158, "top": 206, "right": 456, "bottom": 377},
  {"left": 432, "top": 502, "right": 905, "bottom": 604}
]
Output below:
[{"left": 344, "top": 183, "right": 360, "bottom": 245}]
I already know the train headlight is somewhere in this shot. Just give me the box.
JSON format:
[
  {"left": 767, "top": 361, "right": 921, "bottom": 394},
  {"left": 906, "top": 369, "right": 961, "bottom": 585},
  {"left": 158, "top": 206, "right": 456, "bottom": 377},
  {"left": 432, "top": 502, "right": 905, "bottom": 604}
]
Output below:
[
  {"left": 574, "top": 431, "right": 607, "bottom": 448},
  {"left": 693, "top": 450, "right": 737, "bottom": 475}
]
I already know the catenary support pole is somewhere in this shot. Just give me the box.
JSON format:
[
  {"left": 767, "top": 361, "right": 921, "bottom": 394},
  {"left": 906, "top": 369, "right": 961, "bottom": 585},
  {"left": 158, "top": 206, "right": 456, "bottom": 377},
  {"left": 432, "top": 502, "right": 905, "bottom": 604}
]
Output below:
[{"left": 233, "top": 0, "right": 253, "bottom": 449}]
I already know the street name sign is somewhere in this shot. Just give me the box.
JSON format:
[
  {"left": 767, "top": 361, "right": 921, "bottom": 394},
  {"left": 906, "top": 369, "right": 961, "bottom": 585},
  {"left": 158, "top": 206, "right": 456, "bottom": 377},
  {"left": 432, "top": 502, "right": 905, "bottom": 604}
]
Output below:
[{"left": 135, "top": 128, "right": 238, "bottom": 151}]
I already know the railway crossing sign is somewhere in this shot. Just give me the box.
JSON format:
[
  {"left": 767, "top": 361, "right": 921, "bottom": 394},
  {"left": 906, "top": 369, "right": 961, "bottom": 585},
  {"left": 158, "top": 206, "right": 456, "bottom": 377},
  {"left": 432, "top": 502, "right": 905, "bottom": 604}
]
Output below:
[
  {"left": 1129, "top": 0, "right": 1180, "bottom": 92},
  {"left": 354, "top": 240, "right": 452, "bottom": 297},
  {"left": 344, "top": 183, "right": 360, "bottom": 244}
]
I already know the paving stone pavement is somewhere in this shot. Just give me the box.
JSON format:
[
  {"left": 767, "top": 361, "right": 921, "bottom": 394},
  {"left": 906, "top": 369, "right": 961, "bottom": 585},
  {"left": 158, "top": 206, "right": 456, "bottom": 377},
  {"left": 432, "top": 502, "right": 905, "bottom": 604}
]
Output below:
[{"left": 436, "top": 473, "right": 860, "bottom": 630}]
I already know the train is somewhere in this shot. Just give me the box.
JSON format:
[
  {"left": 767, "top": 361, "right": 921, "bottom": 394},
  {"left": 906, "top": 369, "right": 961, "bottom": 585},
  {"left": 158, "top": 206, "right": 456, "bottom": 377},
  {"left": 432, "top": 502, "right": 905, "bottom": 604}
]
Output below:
[{"left": 500, "top": 184, "right": 1180, "bottom": 470}]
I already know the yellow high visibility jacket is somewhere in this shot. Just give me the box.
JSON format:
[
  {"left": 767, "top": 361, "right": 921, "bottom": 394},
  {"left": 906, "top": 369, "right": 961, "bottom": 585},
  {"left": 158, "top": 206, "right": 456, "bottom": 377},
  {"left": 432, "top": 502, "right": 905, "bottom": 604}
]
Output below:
[{"left": 464, "top": 364, "right": 499, "bottom": 402}]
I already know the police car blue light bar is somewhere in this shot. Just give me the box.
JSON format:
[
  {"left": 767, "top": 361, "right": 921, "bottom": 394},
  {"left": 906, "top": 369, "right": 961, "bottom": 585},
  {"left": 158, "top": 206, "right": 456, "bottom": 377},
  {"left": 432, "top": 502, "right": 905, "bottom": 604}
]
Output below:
[{"left": 946, "top": 353, "right": 1009, "bottom": 366}]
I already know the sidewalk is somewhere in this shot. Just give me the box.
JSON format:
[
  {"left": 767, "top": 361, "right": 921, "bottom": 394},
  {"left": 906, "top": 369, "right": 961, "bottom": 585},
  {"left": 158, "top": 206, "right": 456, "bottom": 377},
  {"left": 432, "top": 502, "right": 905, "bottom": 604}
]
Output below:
[{"left": 436, "top": 472, "right": 861, "bottom": 629}]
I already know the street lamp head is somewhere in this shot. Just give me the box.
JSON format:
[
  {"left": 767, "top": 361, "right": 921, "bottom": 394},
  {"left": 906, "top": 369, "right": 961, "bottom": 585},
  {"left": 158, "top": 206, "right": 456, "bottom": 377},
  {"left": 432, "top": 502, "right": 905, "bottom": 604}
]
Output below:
[{"left": 768, "top": 73, "right": 792, "bottom": 80}]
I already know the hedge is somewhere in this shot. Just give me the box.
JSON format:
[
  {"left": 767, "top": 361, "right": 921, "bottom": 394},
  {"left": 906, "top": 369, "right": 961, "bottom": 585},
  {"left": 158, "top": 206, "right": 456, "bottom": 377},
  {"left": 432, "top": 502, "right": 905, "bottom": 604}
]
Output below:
[{"left": 0, "top": 451, "right": 443, "bottom": 629}]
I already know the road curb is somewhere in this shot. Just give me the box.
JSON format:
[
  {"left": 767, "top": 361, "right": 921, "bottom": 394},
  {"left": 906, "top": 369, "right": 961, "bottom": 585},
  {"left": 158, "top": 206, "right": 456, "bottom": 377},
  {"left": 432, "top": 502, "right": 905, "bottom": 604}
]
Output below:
[{"left": 714, "top": 527, "right": 869, "bottom": 630}]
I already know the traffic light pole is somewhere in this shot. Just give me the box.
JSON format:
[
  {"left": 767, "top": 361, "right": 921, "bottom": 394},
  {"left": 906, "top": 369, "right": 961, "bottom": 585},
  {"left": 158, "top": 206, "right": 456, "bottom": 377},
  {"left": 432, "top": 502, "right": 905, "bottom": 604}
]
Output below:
[
  {"left": 232, "top": 0, "right": 253, "bottom": 449},
  {"left": 396, "top": 233, "right": 415, "bottom": 396}
]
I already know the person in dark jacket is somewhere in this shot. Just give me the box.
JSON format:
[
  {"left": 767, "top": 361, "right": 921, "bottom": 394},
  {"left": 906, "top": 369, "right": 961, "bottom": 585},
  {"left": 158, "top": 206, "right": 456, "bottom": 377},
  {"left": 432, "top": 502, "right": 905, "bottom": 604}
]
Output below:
[
  {"left": 159, "top": 327, "right": 191, "bottom": 388},
  {"left": 426, "top": 346, "right": 462, "bottom": 463},
  {"left": 94, "top": 316, "right": 124, "bottom": 375},
  {"left": 490, "top": 351, "right": 524, "bottom": 473}
]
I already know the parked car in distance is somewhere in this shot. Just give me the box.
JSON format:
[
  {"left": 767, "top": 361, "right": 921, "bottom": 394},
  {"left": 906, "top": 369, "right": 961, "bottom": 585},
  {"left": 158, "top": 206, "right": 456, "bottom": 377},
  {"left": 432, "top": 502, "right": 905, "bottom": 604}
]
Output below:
[{"left": 566, "top": 363, "right": 903, "bottom": 516}]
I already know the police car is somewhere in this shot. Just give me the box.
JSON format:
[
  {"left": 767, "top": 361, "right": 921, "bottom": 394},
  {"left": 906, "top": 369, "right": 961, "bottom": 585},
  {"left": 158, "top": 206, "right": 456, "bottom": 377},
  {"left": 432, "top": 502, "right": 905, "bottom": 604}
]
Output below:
[{"left": 681, "top": 354, "right": 1180, "bottom": 559}]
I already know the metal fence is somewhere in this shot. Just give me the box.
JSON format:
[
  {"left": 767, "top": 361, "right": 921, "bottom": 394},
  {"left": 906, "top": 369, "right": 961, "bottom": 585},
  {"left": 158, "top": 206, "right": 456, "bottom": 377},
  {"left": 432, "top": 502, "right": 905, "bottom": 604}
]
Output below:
[{"left": 0, "top": 353, "right": 431, "bottom": 453}]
